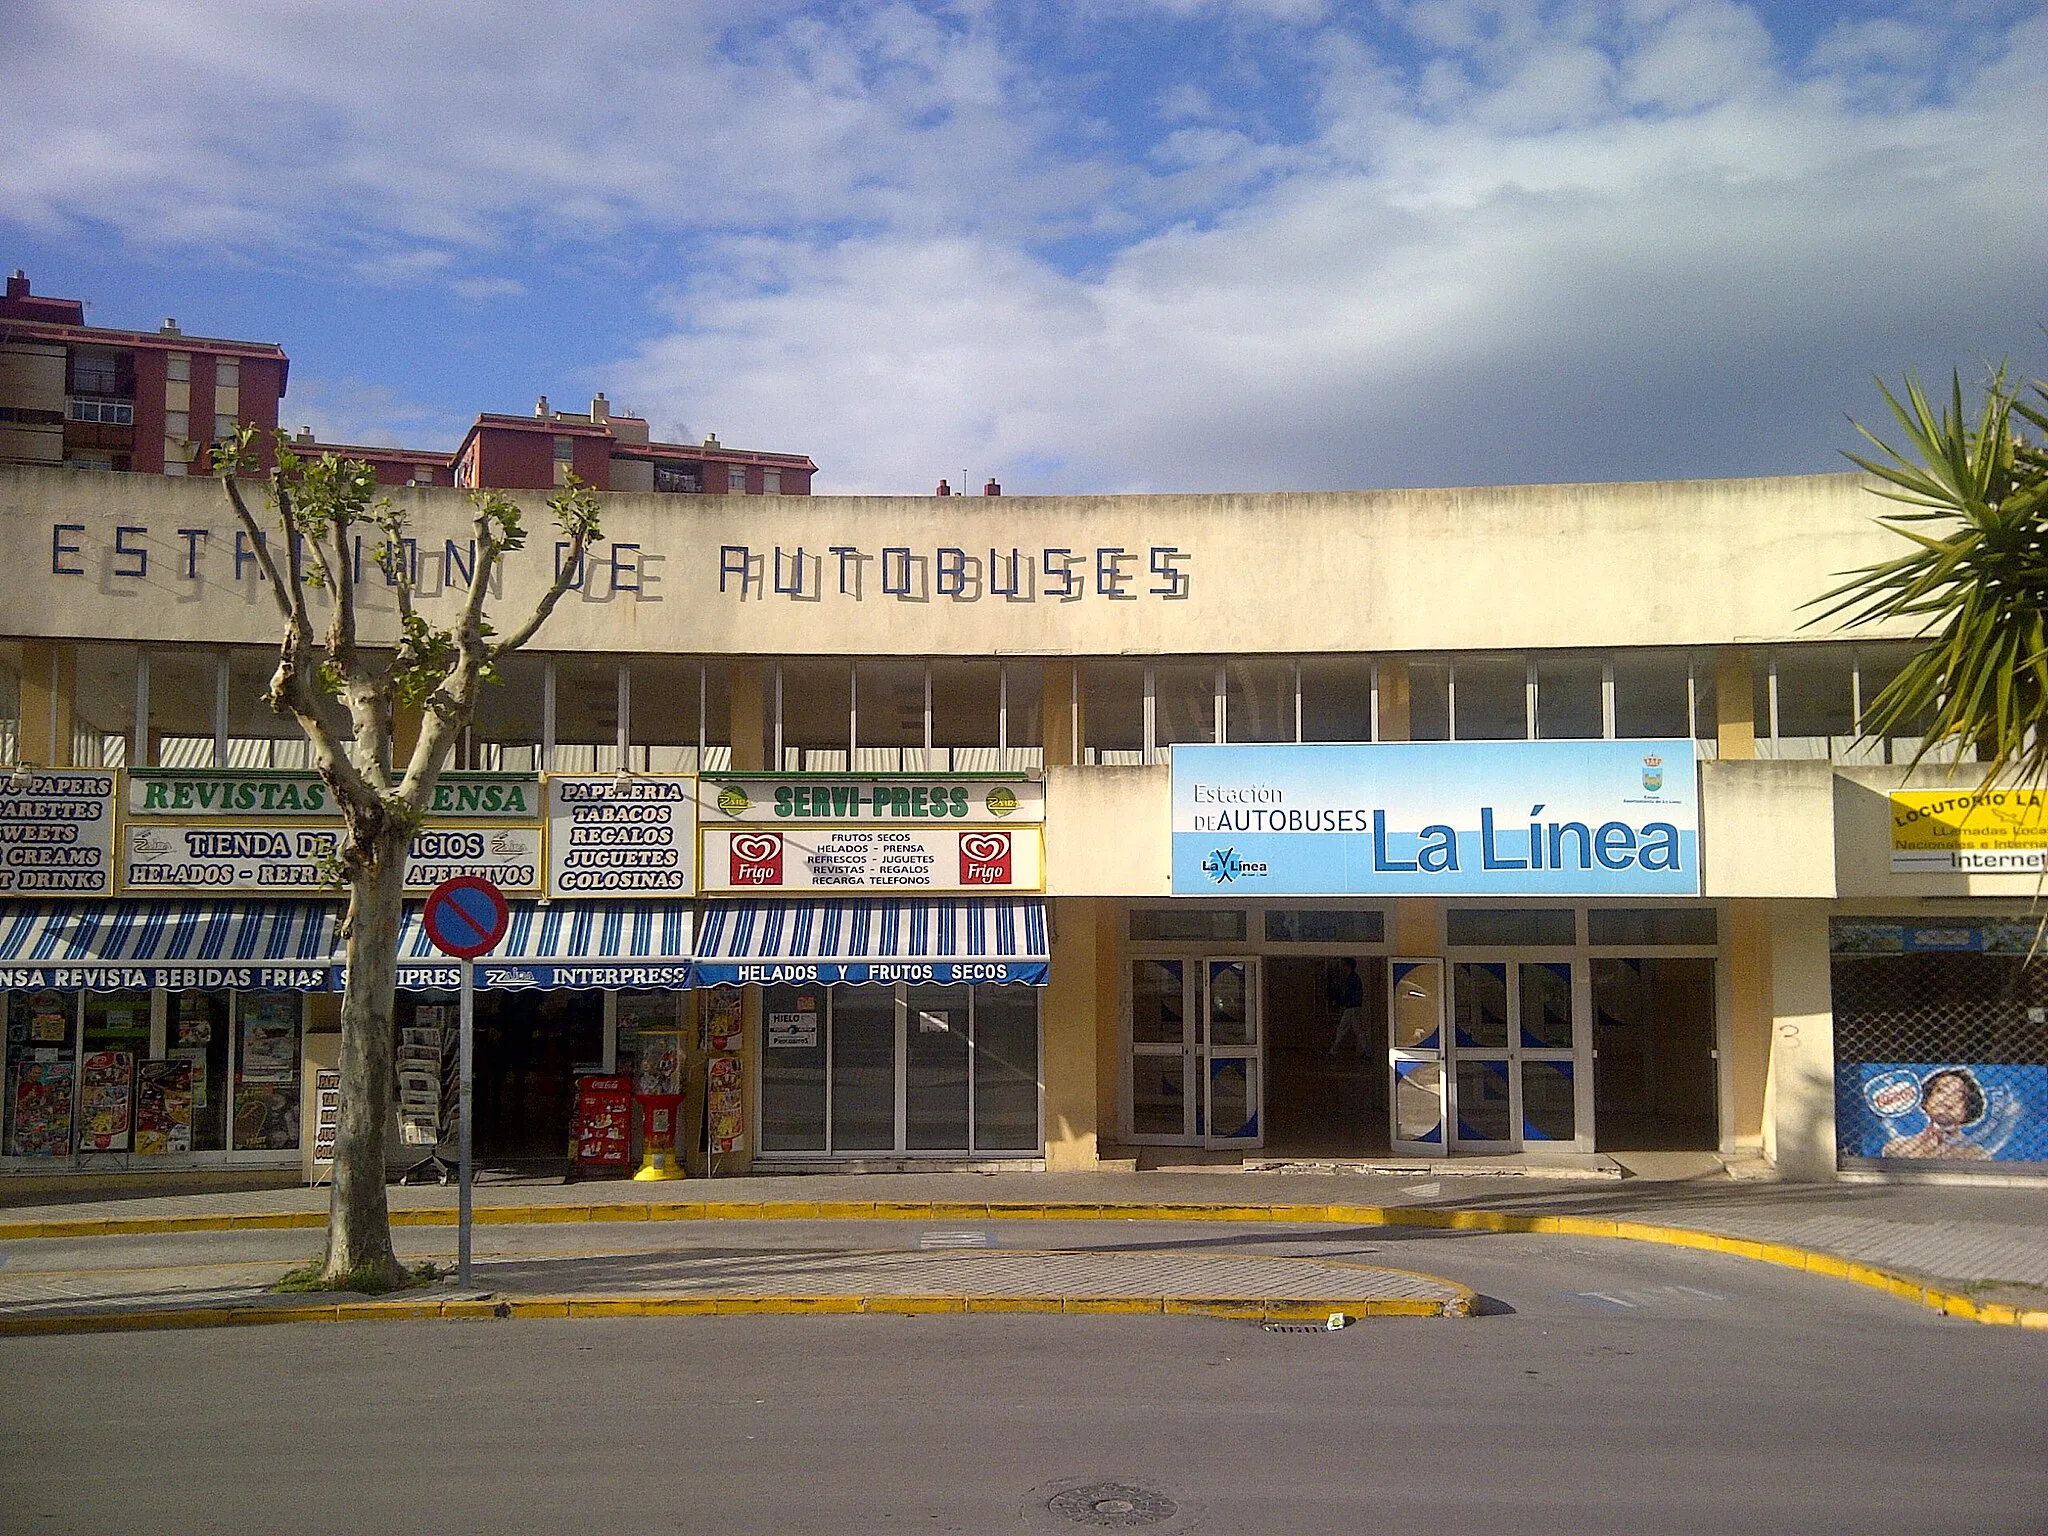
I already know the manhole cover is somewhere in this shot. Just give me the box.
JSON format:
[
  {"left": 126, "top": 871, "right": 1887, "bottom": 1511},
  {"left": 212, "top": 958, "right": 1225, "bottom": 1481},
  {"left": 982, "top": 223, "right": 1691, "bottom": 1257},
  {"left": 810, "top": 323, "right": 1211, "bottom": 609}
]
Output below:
[{"left": 1046, "top": 1482, "right": 1177, "bottom": 1527}]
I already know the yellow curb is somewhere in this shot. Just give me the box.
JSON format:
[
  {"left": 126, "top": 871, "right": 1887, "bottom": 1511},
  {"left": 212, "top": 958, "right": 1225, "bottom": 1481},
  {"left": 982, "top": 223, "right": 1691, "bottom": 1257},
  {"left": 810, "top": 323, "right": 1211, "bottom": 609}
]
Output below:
[
  {"left": 964, "top": 1296, "right": 1064, "bottom": 1314},
  {"left": 863, "top": 1295, "right": 968, "bottom": 1314},
  {"left": 1058, "top": 1297, "right": 1160, "bottom": 1315},
  {"left": 927, "top": 1202, "right": 993, "bottom": 1221},
  {"left": 646, "top": 1202, "right": 711, "bottom": 1222}
]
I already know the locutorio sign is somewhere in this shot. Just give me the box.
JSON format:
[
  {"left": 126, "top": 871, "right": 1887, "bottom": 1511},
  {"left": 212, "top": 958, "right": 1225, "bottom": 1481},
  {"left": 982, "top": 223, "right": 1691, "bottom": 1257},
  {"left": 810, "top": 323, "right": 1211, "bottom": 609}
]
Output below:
[{"left": 1171, "top": 741, "right": 1700, "bottom": 896}]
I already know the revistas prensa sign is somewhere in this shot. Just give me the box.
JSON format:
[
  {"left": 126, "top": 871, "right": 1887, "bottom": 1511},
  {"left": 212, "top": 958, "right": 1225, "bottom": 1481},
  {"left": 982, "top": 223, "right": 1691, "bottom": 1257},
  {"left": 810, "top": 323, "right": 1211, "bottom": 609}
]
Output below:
[{"left": 1170, "top": 741, "right": 1699, "bottom": 896}]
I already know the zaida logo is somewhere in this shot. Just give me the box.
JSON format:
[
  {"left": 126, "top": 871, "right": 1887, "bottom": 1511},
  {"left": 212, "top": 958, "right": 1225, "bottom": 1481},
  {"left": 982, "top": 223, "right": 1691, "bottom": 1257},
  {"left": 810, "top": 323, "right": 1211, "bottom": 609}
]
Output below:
[{"left": 1200, "top": 848, "right": 1268, "bottom": 883}]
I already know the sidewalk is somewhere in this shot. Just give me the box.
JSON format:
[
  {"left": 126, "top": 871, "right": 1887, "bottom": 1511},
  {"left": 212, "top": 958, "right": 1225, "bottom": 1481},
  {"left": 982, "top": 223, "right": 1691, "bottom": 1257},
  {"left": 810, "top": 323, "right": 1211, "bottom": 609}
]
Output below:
[{"left": 5, "top": 1165, "right": 2048, "bottom": 1300}]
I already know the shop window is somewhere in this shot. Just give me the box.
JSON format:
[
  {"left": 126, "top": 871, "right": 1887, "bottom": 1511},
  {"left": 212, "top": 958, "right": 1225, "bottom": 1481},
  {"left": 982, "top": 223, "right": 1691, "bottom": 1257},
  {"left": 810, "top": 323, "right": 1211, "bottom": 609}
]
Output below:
[
  {"left": 79, "top": 992, "right": 150, "bottom": 1155},
  {"left": 1299, "top": 656, "right": 1373, "bottom": 743},
  {"left": 1153, "top": 661, "right": 1217, "bottom": 755},
  {"left": 224, "top": 649, "right": 309, "bottom": 769},
  {"left": 1000, "top": 661, "right": 1044, "bottom": 771},
  {"left": 551, "top": 656, "right": 623, "bottom": 772},
  {"left": 6, "top": 990, "right": 79, "bottom": 1155},
  {"left": 1082, "top": 660, "right": 1145, "bottom": 764},
  {"left": 1588, "top": 908, "right": 1718, "bottom": 946},
  {"left": 830, "top": 987, "right": 896, "bottom": 1151},
  {"left": 169, "top": 990, "right": 231, "bottom": 1151},
  {"left": 469, "top": 653, "right": 544, "bottom": 771},
  {"left": 972, "top": 986, "right": 1041, "bottom": 1151},
  {"left": 1535, "top": 655, "right": 1603, "bottom": 740},
  {"left": 629, "top": 656, "right": 705, "bottom": 772},
  {"left": 1264, "top": 910, "right": 1385, "bottom": 944},
  {"left": 233, "top": 992, "right": 302, "bottom": 1152},
  {"left": 930, "top": 659, "right": 999, "bottom": 771},
  {"left": 1446, "top": 908, "right": 1577, "bottom": 947},
  {"left": 760, "top": 985, "right": 827, "bottom": 1151},
  {"left": 1409, "top": 660, "right": 1451, "bottom": 740},
  {"left": 906, "top": 984, "right": 972, "bottom": 1149},
  {"left": 1130, "top": 908, "right": 1247, "bottom": 943},
  {"left": 1614, "top": 651, "right": 1692, "bottom": 739},
  {"left": 147, "top": 649, "right": 219, "bottom": 767},
  {"left": 854, "top": 659, "right": 927, "bottom": 771},
  {"left": 779, "top": 659, "right": 852, "bottom": 771},
  {"left": 1224, "top": 660, "right": 1295, "bottom": 743},
  {"left": 1454, "top": 655, "right": 1527, "bottom": 740}
]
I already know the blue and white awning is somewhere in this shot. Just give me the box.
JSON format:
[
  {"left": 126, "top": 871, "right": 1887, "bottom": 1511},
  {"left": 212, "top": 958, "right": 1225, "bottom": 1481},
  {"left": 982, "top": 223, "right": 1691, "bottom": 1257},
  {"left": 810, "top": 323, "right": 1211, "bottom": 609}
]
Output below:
[
  {"left": 391, "top": 901, "right": 695, "bottom": 991},
  {"left": 0, "top": 900, "right": 345, "bottom": 991},
  {"left": 693, "top": 898, "right": 1049, "bottom": 986}
]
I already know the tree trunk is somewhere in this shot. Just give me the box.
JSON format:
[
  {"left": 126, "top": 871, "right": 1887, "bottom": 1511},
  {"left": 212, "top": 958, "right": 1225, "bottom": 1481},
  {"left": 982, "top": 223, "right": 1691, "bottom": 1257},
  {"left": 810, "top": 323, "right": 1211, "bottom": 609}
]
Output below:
[{"left": 324, "top": 843, "right": 410, "bottom": 1287}]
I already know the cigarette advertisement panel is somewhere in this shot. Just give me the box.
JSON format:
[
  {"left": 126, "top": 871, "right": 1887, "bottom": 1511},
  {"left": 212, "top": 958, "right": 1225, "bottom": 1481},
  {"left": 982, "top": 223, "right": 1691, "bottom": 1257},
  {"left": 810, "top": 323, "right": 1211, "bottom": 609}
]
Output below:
[
  {"left": 0, "top": 770, "right": 116, "bottom": 896},
  {"left": 1171, "top": 740, "right": 1699, "bottom": 897}
]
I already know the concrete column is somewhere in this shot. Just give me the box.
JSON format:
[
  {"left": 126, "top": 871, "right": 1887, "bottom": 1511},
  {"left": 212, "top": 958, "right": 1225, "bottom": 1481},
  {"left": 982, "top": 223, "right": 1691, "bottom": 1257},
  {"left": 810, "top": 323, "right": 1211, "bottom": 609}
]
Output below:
[
  {"left": 1041, "top": 896, "right": 1103, "bottom": 1169},
  {"left": 1393, "top": 899, "right": 1437, "bottom": 955},
  {"left": 1376, "top": 660, "right": 1411, "bottom": 743},
  {"left": 1723, "top": 898, "right": 1772, "bottom": 1155},
  {"left": 1042, "top": 661, "right": 1080, "bottom": 767},
  {"left": 1716, "top": 649, "right": 1756, "bottom": 761},
  {"left": 18, "top": 641, "right": 75, "bottom": 767},
  {"left": 1762, "top": 900, "right": 1836, "bottom": 1180},
  {"left": 729, "top": 662, "right": 767, "bottom": 771}
]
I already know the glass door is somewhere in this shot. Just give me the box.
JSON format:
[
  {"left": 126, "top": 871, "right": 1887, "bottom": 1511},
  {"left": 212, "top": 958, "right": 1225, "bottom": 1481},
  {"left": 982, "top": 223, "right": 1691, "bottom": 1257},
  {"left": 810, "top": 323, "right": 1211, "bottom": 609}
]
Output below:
[
  {"left": 1448, "top": 960, "right": 1579, "bottom": 1151},
  {"left": 1203, "top": 958, "right": 1261, "bottom": 1147},
  {"left": 1389, "top": 959, "right": 1447, "bottom": 1155},
  {"left": 1129, "top": 959, "right": 1193, "bottom": 1142}
]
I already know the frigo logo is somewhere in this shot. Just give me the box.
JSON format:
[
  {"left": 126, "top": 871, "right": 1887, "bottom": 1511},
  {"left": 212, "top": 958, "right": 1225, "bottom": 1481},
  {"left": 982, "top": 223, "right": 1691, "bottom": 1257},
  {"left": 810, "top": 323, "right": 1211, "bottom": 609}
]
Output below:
[{"left": 1201, "top": 848, "right": 1268, "bottom": 884}]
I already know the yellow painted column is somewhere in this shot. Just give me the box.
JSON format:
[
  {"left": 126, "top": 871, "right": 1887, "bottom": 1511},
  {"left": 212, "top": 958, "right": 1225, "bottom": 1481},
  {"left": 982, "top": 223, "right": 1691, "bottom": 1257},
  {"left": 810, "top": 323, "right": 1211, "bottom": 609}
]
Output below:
[
  {"left": 1761, "top": 900, "right": 1835, "bottom": 1180},
  {"left": 17, "top": 641, "right": 75, "bottom": 767},
  {"left": 1376, "top": 660, "right": 1411, "bottom": 744},
  {"left": 1716, "top": 649, "right": 1756, "bottom": 761},
  {"left": 1723, "top": 898, "right": 1772, "bottom": 1154},
  {"left": 1041, "top": 895, "right": 1102, "bottom": 1170},
  {"left": 729, "top": 662, "right": 767, "bottom": 771},
  {"left": 1042, "top": 661, "right": 1080, "bottom": 767}
]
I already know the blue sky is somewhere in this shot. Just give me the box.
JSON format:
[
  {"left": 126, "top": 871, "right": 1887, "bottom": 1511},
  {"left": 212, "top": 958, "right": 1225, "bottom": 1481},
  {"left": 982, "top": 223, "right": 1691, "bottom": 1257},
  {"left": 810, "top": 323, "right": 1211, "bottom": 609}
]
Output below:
[{"left": 4, "top": 0, "right": 2043, "bottom": 494}]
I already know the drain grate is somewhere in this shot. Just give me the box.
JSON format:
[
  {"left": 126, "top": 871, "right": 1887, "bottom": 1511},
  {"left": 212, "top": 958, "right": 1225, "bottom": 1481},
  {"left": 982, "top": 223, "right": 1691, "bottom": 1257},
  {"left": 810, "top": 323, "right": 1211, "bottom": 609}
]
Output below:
[{"left": 1047, "top": 1483, "right": 1178, "bottom": 1527}]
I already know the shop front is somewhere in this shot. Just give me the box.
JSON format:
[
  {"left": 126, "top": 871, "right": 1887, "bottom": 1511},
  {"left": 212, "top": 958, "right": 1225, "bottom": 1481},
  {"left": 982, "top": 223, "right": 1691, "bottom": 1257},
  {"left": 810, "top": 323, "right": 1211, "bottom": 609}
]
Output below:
[
  {"left": 1147, "top": 740, "right": 1722, "bottom": 1160},
  {"left": 694, "top": 772, "right": 1052, "bottom": 1166}
]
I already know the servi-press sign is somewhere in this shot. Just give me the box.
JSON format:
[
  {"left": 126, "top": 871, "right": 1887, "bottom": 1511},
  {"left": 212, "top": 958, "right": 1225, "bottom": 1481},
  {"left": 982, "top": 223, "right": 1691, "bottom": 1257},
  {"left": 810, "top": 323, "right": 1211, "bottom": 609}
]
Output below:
[{"left": 1171, "top": 741, "right": 1699, "bottom": 896}]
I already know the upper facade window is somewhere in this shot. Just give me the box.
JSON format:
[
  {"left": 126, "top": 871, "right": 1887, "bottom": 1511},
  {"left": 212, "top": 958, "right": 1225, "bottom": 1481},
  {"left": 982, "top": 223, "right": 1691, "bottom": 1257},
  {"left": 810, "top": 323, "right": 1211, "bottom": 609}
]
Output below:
[
  {"left": 70, "top": 349, "right": 122, "bottom": 396},
  {"left": 67, "top": 397, "right": 134, "bottom": 425}
]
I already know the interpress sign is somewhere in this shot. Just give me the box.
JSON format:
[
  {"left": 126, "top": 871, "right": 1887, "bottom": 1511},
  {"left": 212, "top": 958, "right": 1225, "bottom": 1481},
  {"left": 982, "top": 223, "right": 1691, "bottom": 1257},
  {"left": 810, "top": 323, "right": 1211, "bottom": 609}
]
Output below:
[
  {"left": 1171, "top": 741, "right": 1700, "bottom": 896},
  {"left": 696, "top": 775, "right": 1046, "bottom": 894}
]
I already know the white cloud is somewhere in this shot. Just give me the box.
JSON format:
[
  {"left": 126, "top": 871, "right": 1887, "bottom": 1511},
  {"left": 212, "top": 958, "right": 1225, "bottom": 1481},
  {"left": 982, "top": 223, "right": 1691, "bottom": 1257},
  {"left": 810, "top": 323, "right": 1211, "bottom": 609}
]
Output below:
[
  {"left": 4, "top": 0, "right": 2043, "bottom": 495},
  {"left": 285, "top": 378, "right": 467, "bottom": 452}
]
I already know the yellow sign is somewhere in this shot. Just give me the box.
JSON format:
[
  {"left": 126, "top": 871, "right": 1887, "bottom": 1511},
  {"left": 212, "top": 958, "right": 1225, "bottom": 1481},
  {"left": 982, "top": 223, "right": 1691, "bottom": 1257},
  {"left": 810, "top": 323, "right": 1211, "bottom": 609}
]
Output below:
[{"left": 1890, "top": 789, "right": 2048, "bottom": 873}]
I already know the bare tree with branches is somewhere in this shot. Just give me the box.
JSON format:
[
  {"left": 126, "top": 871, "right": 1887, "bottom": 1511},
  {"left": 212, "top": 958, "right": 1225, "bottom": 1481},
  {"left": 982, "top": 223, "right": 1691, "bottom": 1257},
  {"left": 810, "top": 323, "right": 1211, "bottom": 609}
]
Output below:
[{"left": 216, "top": 429, "right": 600, "bottom": 1286}]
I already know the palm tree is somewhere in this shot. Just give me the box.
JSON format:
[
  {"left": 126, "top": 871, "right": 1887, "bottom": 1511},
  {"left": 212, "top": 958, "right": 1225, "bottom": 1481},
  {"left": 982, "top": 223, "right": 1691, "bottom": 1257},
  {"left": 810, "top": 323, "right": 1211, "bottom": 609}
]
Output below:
[{"left": 1812, "top": 367, "right": 2048, "bottom": 782}]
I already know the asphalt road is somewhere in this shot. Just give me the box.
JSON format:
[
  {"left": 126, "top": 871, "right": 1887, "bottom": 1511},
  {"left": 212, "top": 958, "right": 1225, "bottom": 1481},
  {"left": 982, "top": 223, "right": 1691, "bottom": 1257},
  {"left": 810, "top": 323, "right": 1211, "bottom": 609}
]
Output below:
[{"left": 2, "top": 1225, "right": 2044, "bottom": 1535}]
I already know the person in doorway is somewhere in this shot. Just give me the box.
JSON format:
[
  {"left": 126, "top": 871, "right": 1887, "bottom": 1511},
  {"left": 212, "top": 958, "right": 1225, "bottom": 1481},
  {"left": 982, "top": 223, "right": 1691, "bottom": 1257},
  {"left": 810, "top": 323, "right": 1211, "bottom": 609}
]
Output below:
[{"left": 1327, "top": 958, "right": 1369, "bottom": 1058}]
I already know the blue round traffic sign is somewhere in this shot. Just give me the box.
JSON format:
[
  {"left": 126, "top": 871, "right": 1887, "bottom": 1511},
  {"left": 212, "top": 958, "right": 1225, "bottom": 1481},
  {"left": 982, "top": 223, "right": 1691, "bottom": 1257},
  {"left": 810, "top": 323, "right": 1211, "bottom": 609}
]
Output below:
[{"left": 422, "top": 876, "right": 509, "bottom": 960}]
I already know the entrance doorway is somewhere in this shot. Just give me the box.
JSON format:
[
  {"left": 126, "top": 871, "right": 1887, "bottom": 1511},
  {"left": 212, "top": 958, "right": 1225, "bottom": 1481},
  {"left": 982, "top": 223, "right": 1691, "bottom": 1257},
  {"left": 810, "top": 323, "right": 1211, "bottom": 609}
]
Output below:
[
  {"left": 1261, "top": 957, "right": 1388, "bottom": 1157},
  {"left": 470, "top": 991, "right": 605, "bottom": 1162},
  {"left": 1126, "top": 957, "right": 1262, "bottom": 1147},
  {"left": 1592, "top": 957, "right": 1717, "bottom": 1150}
]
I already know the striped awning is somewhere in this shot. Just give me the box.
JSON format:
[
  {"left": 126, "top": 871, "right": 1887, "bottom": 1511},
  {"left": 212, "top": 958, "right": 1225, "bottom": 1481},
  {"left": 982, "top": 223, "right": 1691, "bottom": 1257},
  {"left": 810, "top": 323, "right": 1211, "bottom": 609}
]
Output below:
[
  {"left": 693, "top": 898, "right": 1049, "bottom": 986},
  {"left": 390, "top": 901, "right": 695, "bottom": 991},
  {"left": 0, "top": 900, "right": 345, "bottom": 991}
]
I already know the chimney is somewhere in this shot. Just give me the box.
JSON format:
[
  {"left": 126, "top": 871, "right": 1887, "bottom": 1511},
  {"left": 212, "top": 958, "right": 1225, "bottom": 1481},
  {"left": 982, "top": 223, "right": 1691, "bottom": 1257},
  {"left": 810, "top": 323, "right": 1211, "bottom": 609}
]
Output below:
[
  {"left": 935, "top": 479, "right": 952, "bottom": 497},
  {"left": 703, "top": 432, "right": 720, "bottom": 450},
  {"left": 983, "top": 478, "right": 1001, "bottom": 497},
  {"left": 295, "top": 427, "right": 314, "bottom": 444},
  {"left": 590, "top": 392, "right": 610, "bottom": 422},
  {"left": 6, "top": 271, "right": 28, "bottom": 300},
  {"left": 535, "top": 395, "right": 550, "bottom": 418},
  {"left": 160, "top": 318, "right": 181, "bottom": 335}
]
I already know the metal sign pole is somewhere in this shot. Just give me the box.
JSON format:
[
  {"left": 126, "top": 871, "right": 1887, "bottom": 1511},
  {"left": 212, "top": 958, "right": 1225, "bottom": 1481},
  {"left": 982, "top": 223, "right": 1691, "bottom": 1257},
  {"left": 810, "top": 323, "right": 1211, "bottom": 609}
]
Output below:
[{"left": 458, "top": 953, "right": 475, "bottom": 1285}]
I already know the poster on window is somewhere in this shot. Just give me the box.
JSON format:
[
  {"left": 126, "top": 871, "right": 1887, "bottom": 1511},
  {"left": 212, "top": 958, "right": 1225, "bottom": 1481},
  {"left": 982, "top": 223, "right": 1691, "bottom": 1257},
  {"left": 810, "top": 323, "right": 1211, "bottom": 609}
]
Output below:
[
  {"left": 77, "top": 1051, "right": 133, "bottom": 1152},
  {"left": 699, "top": 988, "right": 743, "bottom": 1053},
  {"left": 233, "top": 1081, "right": 299, "bottom": 1150},
  {"left": 10, "top": 1061, "right": 74, "bottom": 1156},
  {"left": 1837, "top": 1063, "right": 2048, "bottom": 1164},
  {"left": 707, "top": 1054, "right": 744, "bottom": 1154},
  {"left": 135, "top": 1058, "right": 195, "bottom": 1155},
  {"left": 238, "top": 997, "right": 298, "bottom": 1082},
  {"left": 175, "top": 993, "right": 214, "bottom": 1046},
  {"left": 28, "top": 990, "right": 69, "bottom": 1044},
  {"left": 635, "top": 1032, "right": 684, "bottom": 1099}
]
